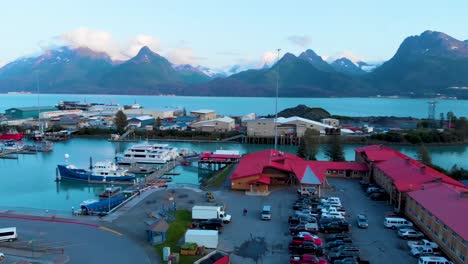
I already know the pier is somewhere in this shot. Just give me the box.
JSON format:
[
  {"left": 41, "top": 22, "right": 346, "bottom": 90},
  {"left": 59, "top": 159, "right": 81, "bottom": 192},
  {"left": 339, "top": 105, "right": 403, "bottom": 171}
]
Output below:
[{"left": 0, "top": 149, "right": 19, "bottom": 159}]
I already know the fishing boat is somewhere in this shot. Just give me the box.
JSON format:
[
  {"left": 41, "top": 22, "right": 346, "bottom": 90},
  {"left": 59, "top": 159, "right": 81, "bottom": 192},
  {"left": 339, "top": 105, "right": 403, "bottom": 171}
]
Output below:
[
  {"left": 57, "top": 160, "right": 136, "bottom": 182},
  {"left": 0, "top": 130, "right": 24, "bottom": 141},
  {"left": 24, "top": 141, "right": 53, "bottom": 152},
  {"left": 99, "top": 186, "right": 123, "bottom": 199},
  {"left": 116, "top": 143, "right": 178, "bottom": 164},
  {"left": 2, "top": 140, "right": 24, "bottom": 151}
]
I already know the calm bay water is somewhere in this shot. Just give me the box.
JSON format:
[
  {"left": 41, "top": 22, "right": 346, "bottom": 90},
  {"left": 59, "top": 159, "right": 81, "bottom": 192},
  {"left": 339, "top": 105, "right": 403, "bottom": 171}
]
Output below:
[
  {"left": 0, "top": 138, "right": 467, "bottom": 212},
  {"left": 0, "top": 94, "right": 467, "bottom": 118}
]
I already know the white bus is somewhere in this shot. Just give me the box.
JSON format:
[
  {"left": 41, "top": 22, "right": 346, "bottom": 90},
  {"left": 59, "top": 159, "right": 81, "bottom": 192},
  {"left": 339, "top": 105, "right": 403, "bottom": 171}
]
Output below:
[{"left": 0, "top": 227, "right": 17, "bottom": 242}]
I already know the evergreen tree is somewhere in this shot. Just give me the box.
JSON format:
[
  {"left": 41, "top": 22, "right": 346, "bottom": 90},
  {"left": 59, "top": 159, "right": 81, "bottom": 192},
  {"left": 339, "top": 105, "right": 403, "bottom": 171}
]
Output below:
[
  {"left": 325, "top": 135, "right": 345, "bottom": 161},
  {"left": 115, "top": 110, "right": 128, "bottom": 134},
  {"left": 297, "top": 139, "right": 307, "bottom": 158},
  {"left": 154, "top": 117, "right": 162, "bottom": 129},
  {"left": 182, "top": 107, "right": 187, "bottom": 116},
  {"left": 418, "top": 144, "right": 432, "bottom": 165},
  {"left": 303, "top": 128, "right": 320, "bottom": 160}
]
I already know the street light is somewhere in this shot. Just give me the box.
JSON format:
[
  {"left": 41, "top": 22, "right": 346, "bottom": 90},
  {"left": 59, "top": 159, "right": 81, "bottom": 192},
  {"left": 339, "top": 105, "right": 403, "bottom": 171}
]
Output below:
[{"left": 274, "top": 48, "right": 281, "bottom": 151}]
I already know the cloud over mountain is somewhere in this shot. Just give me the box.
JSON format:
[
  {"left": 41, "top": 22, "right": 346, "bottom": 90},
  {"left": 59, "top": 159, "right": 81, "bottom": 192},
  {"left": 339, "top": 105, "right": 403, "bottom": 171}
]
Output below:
[{"left": 287, "top": 35, "right": 311, "bottom": 47}]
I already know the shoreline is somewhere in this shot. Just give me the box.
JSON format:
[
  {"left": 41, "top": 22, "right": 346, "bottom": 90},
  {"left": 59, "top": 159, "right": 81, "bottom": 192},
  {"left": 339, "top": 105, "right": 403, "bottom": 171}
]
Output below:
[{"left": 72, "top": 134, "right": 468, "bottom": 147}]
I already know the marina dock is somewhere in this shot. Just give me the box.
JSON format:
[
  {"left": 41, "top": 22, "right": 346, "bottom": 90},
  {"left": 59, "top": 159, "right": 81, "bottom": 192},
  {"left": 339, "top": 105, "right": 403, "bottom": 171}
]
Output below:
[{"left": 0, "top": 149, "right": 19, "bottom": 159}]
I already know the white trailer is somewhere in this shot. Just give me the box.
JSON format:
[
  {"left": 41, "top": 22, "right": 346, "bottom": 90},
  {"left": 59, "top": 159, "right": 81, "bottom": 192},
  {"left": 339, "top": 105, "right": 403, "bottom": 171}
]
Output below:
[
  {"left": 192, "top": 205, "right": 232, "bottom": 223},
  {"left": 185, "top": 229, "right": 218, "bottom": 249}
]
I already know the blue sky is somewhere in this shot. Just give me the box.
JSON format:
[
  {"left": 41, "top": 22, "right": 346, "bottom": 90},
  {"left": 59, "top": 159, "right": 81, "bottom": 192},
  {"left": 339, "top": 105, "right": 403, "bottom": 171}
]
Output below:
[{"left": 1, "top": 0, "right": 467, "bottom": 68}]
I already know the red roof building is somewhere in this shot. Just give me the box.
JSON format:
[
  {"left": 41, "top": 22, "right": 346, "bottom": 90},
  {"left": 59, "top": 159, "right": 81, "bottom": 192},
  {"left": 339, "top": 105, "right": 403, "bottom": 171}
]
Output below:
[
  {"left": 231, "top": 149, "right": 368, "bottom": 193},
  {"left": 405, "top": 183, "right": 468, "bottom": 264},
  {"left": 356, "top": 144, "right": 465, "bottom": 211}
]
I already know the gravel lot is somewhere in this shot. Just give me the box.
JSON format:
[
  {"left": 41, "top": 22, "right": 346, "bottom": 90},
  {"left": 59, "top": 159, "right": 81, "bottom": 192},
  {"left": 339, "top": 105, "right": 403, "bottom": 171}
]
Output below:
[{"left": 324, "top": 178, "right": 416, "bottom": 264}]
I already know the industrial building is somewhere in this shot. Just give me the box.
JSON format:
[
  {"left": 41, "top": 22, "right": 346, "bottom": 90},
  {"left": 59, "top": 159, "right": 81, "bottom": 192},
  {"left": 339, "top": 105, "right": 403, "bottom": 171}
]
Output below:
[
  {"left": 5, "top": 106, "right": 57, "bottom": 119},
  {"left": 190, "top": 109, "right": 216, "bottom": 121},
  {"left": 190, "top": 116, "right": 235, "bottom": 132}
]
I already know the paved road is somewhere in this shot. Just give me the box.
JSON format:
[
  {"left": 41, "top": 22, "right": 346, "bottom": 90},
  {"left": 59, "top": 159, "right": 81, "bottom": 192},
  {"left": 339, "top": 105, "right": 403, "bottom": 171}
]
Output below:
[
  {"left": 325, "top": 178, "right": 415, "bottom": 264},
  {"left": 0, "top": 217, "right": 152, "bottom": 264}
]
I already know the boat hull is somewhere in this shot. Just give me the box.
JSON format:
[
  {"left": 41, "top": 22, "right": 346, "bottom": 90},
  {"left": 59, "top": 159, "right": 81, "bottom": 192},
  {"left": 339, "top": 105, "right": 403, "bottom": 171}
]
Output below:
[
  {"left": 57, "top": 165, "right": 135, "bottom": 182},
  {"left": 0, "top": 133, "right": 24, "bottom": 141}
]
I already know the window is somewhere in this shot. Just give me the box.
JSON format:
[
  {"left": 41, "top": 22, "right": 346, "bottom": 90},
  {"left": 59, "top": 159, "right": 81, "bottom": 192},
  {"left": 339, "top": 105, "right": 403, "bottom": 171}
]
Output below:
[
  {"left": 451, "top": 245, "right": 456, "bottom": 253},
  {"left": 463, "top": 240, "right": 468, "bottom": 247},
  {"left": 435, "top": 218, "right": 440, "bottom": 224},
  {"left": 443, "top": 225, "right": 448, "bottom": 230},
  {"left": 460, "top": 254, "right": 465, "bottom": 261},
  {"left": 434, "top": 230, "right": 439, "bottom": 237},
  {"left": 442, "top": 237, "right": 446, "bottom": 244}
]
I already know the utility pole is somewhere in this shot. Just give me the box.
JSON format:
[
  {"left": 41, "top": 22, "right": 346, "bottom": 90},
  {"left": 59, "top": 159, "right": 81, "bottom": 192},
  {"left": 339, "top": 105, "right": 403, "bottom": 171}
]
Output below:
[{"left": 274, "top": 48, "right": 281, "bottom": 151}]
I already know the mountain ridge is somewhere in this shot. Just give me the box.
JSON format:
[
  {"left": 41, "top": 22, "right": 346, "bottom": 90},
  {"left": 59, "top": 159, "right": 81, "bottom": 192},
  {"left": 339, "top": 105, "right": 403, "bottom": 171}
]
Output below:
[{"left": 0, "top": 31, "right": 467, "bottom": 98}]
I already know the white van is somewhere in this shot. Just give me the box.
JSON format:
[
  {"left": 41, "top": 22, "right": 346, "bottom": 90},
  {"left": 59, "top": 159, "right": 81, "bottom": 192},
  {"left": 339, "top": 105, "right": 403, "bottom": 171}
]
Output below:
[
  {"left": 418, "top": 256, "right": 453, "bottom": 264},
  {"left": 0, "top": 227, "right": 17, "bottom": 242},
  {"left": 383, "top": 217, "right": 413, "bottom": 229},
  {"left": 261, "top": 205, "right": 272, "bottom": 220}
]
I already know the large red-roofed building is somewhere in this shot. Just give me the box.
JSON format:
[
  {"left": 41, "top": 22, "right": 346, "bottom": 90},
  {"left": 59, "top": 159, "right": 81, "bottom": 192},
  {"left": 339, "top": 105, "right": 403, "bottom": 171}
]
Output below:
[
  {"left": 406, "top": 183, "right": 468, "bottom": 264},
  {"left": 230, "top": 149, "right": 368, "bottom": 193},
  {"left": 356, "top": 144, "right": 468, "bottom": 264}
]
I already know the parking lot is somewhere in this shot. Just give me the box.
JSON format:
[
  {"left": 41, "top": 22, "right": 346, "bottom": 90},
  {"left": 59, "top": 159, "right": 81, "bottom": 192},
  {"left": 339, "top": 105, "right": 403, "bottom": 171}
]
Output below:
[
  {"left": 324, "top": 177, "right": 416, "bottom": 264},
  {"left": 213, "top": 188, "right": 297, "bottom": 264}
]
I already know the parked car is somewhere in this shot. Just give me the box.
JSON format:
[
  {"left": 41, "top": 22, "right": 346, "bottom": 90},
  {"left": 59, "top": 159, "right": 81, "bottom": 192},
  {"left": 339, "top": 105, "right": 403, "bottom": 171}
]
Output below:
[
  {"left": 328, "top": 251, "right": 360, "bottom": 263},
  {"left": 321, "top": 212, "right": 346, "bottom": 220},
  {"left": 319, "top": 221, "right": 349, "bottom": 233},
  {"left": 327, "top": 238, "right": 353, "bottom": 250},
  {"left": 411, "top": 246, "right": 441, "bottom": 258},
  {"left": 384, "top": 217, "right": 413, "bottom": 229},
  {"left": 325, "top": 234, "right": 351, "bottom": 242},
  {"left": 335, "top": 257, "right": 370, "bottom": 264},
  {"left": 197, "top": 218, "right": 223, "bottom": 230},
  {"left": 356, "top": 214, "right": 368, "bottom": 228},
  {"left": 293, "top": 203, "right": 312, "bottom": 211},
  {"left": 298, "top": 187, "right": 318, "bottom": 197},
  {"left": 290, "top": 223, "right": 319, "bottom": 235},
  {"left": 398, "top": 228, "right": 424, "bottom": 239},
  {"left": 330, "top": 245, "right": 360, "bottom": 253},
  {"left": 289, "top": 241, "right": 323, "bottom": 256},
  {"left": 321, "top": 206, "right": 346, "bottom": 216},
  {"left": 366, "top": 186, "right": 383, "bottom": 195},
  {"left": 290, "top": 254, "right": 327, "bottom": 264},
  {"left": 261, "top": 205, "right": 272, "bottom": 220},
  {"left": 407, "top": 239, "right": 439, "bottom": 250},
  {"left": 0, "top": 253, "right": 4, "bottom": 262},
  {"left": 369, "top": 192, "right": 387, "bottom": 201}
]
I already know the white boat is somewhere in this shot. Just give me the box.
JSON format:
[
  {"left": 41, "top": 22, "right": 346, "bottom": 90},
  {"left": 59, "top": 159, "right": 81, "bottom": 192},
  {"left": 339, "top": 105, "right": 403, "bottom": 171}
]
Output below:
[
  {"left": 57, "top": 160, "right": 136, "bottom": 182},
  {"left": 2, "top": 140, "right": 24, "bottom": 151},
  {"left": 116, "top": 143, "right": 178, "bottom": 164}
]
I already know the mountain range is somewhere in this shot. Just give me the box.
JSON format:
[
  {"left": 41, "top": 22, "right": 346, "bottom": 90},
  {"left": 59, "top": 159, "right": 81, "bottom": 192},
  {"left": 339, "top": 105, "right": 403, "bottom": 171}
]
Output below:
[{"left": 0, "top": 30, "right": 467, "bottom": 98}]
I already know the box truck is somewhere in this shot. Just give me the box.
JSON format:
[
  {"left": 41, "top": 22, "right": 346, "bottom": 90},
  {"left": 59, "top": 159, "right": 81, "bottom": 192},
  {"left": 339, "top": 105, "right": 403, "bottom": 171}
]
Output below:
[
  {"left": 192, "top": 206, "right": 231, "bottom": 223},
  {"left": 185, "top": 229, "right": 218, "bottom": 249}
]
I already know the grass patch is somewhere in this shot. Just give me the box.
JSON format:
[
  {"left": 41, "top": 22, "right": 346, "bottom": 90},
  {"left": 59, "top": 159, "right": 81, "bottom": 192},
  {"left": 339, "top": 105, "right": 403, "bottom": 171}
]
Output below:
[
  {"left": 154, "top": 210, "right": 201, "bottom": 263},
  {"left": 204, "top": 164, "right": 235, "bottom": 188}
]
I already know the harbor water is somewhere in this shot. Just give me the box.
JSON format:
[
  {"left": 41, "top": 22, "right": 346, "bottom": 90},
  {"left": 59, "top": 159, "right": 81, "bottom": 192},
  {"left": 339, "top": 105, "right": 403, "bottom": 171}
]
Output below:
[
  {"left": 0, "top": 94, "right": 467, "bottom": 118},
  {"left": 0, "top": 138, "right": 467, "bottom": 212}
]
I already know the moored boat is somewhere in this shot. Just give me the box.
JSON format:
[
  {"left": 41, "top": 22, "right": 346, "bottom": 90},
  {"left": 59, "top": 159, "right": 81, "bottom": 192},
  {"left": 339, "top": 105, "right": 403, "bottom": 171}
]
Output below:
[
  {"left": 0, "top": 130, "right": 24, "bottom": 141},
  {"left": 57, "top": 160, "right": 136, "bottom": 182},
  {"left": 116, "top": 143, "right": 178, "bottom": 164}
]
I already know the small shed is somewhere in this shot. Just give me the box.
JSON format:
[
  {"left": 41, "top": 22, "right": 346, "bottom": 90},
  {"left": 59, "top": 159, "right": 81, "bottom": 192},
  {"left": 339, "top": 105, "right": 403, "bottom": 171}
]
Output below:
[{"left": 146, "top": 219, "right": 169, "bottom": 245}]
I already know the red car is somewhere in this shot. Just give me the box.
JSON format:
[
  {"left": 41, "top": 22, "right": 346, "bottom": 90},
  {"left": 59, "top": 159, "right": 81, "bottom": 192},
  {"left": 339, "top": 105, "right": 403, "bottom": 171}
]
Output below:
[{"left": 290, "top": 254, "right": 327, "bottom": 264}]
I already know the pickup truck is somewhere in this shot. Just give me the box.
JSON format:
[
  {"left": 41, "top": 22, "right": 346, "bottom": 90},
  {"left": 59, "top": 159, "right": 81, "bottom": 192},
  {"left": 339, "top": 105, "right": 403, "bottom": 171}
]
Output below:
[
  {"left": 290, "top": 223, "right": 319, "bottom": 235},
  {"left": 321, "top": 206, "right": 346, "bottom": 215},
  {"left": 321, "top": 212, "right": 346, "bottom": 220},
  {"left": 407, "top": 239, "right": 439, "bottom": 249},
  {"left": 410, "top": 245, "right": 441, "bottom": 258}
]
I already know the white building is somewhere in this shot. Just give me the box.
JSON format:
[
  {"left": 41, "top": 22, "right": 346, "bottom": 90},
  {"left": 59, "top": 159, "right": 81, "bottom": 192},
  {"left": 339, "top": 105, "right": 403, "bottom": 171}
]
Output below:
[
  {"left": 39, "top": 110, "right": 84, "bottom": 119},
  {"left": 124, "top": 109, "right": 175, "bottom": 119}
]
